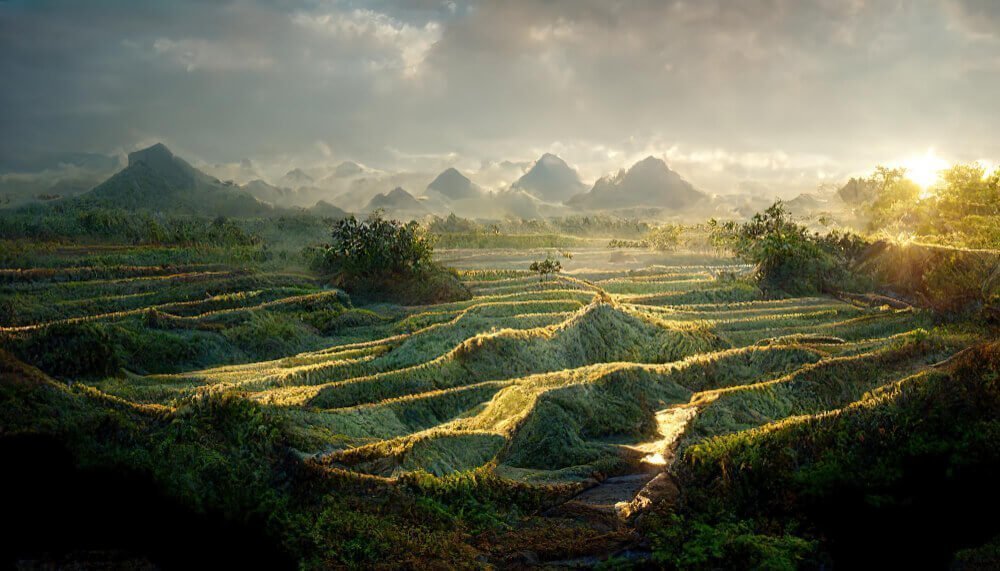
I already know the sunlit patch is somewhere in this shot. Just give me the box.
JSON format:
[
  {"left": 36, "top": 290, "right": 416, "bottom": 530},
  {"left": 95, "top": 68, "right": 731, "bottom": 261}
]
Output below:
[
  {"left": 902, "top": 150, "right": 948, "bottom": 190},
  {"left": 641, "top": 452, "right": 667, "bottom": 465}
]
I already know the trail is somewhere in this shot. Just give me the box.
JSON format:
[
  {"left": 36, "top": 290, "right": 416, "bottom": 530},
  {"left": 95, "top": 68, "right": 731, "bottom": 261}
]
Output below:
[{"left": 553, "top": 401, "right": 699, "bottom": 519}]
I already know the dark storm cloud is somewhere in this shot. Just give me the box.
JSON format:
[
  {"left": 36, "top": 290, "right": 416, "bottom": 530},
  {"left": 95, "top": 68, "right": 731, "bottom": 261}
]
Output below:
[{"left": 1, "top": 0, "right": 997, "bottom": 193}]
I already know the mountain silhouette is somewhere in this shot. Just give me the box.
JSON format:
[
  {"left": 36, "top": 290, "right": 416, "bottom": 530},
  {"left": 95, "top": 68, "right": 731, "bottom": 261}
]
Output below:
[
  {"left": 568, "top": 156, "right": 705, "bottom": 210},
  {"left": 512, "top": 153, "right": 586, "bottom": 203},
  {"left": 75, "top": 143, "right": 276, "bottom": 217},
  {"left": 426, "top": 168, "right": 482, "bottom": 200}
]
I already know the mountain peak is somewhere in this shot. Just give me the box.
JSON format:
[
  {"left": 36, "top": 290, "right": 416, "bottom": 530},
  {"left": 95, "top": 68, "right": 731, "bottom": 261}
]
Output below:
[
  {"left": 333, "top": 160, "right": 365, "bottom": 178},
  {"left": 127, "top": 143, "right": 175, "bottom": 168},
  {"left": 633, "top": 155, "right": 667, "bottom": 169},
  {"left": 512, "top": 153, "right": 584, "bottom": 203},
  {"left": 427, "top": 167, "right": 480, "bottom": 200},
  {"left": 567, "top": 156, "right": 705, "bottom": 211}
]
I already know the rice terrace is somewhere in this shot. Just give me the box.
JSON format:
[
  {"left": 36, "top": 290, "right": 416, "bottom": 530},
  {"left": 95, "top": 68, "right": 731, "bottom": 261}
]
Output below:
[{"left": 2, "top": 1, "right": 1000, "bottom": 569}]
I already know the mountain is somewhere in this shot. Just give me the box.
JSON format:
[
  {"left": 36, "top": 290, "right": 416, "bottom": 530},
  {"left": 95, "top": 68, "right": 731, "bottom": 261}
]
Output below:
[
  {"left": 567, "top": 156, "right": 706, "bottom": 211},
  {"left": 426, "top": 168, "right": 482, "bottom": 201},
  {"left": 332, "top": 161, "right": 367, "bottom": 178},
  {"left": 75, "top": 143, "right": 275, "bottom": 217},
  {"left": 512, "top": 153, "right": 586, "bottom": 203},
  {"left": 307, "top": 200, "right": 350, "bottom": 219},
  {"left": 241, "top": 179, "right": 294, "bottom": 205},
  {"left": 280, "top": 168, "right": 314, "bottom": 188},
  {"left": 785, "top": 193, "right": 829, "bottom": 215},
  {"left": 365, "top": 187, "right": 429, "bottom": 219}
]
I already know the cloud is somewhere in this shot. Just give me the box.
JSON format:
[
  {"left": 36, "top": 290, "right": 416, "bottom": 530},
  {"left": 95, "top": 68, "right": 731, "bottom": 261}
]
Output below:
[
  {"left": 291, "top": 7, "right": 441, "bottom": 78},
  {"left": 151, "top": 37, "right": 274, "bottom": 72},
  {"left": 0, "top": 0, "right": 997, "bottom": 197}
]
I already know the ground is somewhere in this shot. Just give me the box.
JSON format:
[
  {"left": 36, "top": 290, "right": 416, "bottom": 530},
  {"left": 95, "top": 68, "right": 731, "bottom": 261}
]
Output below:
[{"left": 0, "top": 243, "right": 991, "bottom": 568}]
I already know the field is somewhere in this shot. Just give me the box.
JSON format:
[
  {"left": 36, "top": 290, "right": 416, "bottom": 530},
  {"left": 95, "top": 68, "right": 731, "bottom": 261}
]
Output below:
[{"left": 4, "top": 238, "right": 994, "bottom": 568}]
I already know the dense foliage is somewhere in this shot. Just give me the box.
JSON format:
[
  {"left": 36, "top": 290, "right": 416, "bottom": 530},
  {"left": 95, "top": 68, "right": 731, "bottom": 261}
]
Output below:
[
  {"left": 851, "top": 163, "right": 1000, "bottom": 248},
  {"left": 710, "top": 201, "right": 869, "bottom": 294},
  {"left": 318, "top": 211, "right": 434, "bottom": 278}
]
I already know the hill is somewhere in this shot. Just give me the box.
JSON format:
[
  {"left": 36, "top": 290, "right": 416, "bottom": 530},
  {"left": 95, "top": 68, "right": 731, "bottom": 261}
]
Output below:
[
  {"left": 307, "top": 200, "right": 350, "bottom": 219},
  {"left": 332, "top": 161, "right": 367, "bottom": 178},
  {"left": 75, "top": 143, "right": 276, "bottom": 217},
  {"left": 568, "top": 156, "right": 706, "bottom": 211},
  {"left": 426, "top": 168, "right": 482, "bottom": 201},
  {"left": 513, "top": 153, "right": 586, "bottom": 203},
  {"left": 280, "top": 168, "right": 314, "bottom": 188},
  {"left": 364, "top": 187, "right": 429, "bottom": 218},
  {"left": 240, "top": 179, "right": 294, "bottom": 205}
]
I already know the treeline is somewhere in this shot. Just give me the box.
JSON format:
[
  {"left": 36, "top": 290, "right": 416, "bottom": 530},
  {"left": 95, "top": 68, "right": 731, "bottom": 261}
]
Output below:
[
  {"left": 0, "top": 203, "right": 262, "bottom": 246},
  {"left": 844, "top": 163, "right": 999, "bottom": 248},
  {"left": 427, "top": 213, "right": 654, "bottom": 238},
  {"left": 711, "top": 200, "right": 998, "bottom": 320},
  {"left": 0, "top": 203, "right": 335, "bottom": 252}
]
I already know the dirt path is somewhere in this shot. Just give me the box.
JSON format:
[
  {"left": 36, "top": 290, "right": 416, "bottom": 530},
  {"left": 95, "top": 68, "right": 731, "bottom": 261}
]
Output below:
[{"left": 553, "top": 401, "right": 699, "bottom": 519}]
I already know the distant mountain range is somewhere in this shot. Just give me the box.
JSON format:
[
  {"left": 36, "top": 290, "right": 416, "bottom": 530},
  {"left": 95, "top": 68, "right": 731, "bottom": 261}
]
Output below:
[
  {"left": 13, "top": 144, "right": 858, "bottom": 222},
  {"left": 568, "top": 156, "right": 707, "bottom": 211}
]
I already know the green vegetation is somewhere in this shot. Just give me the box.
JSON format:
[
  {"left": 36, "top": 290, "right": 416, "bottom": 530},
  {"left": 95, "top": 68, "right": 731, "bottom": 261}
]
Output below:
[
  {"left": 710, "top": 201, "right": 870, "bottom": 295},
  {"left": 313, "top": 211, "right": 470, "bottom": 304},
  {"left": 848, "top": 163, "right": 1000, "bottom": 248},
  {"left": 1, "top": 194, "right": 996, "bottom": 568}
]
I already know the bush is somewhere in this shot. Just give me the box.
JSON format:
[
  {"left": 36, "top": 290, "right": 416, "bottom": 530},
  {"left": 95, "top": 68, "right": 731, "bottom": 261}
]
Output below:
[
  {"left": 649, "top": 514, "right": 816, "bottom": 571},
  {"left": 646, "top": 223, "right": 683, "bottom": 251},
  {"left": 16, "top": 322, "right": 122, "bottom": 379},
  {"left": 318, "top": 211, "right": 433, "bottom": 278},
  {"left": 710, "top": 201, "right": 870, "bottom": 294},
  {"left": 529, "top": 256, "right": 562, "bottom": 281}
]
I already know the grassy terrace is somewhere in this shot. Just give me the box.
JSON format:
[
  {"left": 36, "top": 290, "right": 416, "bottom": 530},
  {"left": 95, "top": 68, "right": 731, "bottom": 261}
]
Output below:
[
  {"left": 1, "top": 250, "right": 966, "bottom": 483},
  {"left": 2, "top": 242, "right": 994, "bottom": 569}
]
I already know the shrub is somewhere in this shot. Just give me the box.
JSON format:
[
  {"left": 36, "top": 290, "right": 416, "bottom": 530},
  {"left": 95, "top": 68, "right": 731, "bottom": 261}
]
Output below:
[
  {"left": 646, "top": 223, "right": 683, "bottom": 251},
  {"left": 710, "top": 201, "right": 870, "bottom": 294},
  {"left": 318, "top": 211, "right": 433, "bottom": 278},
  {"left": 529, "top": 256, "right": 562, "bottom": 281},
  {"left": 16, "top": 322, "right": 122, "bottom": 379}
]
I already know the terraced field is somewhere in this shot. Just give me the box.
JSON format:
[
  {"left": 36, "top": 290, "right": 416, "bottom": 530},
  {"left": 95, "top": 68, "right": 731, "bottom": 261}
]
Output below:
[{"left": 6, "top": 256, "right": 964, "bottom": 490}]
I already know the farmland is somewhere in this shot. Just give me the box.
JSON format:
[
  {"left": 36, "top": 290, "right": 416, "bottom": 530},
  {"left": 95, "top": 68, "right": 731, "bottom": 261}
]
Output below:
[{"left": 3, "top": 234, "right": 995, "bottom": 569}]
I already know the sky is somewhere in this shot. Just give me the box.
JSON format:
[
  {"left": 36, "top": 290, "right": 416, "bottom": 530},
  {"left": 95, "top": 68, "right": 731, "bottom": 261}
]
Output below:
[{"left": 1, "top": 0, "right": 998, "bottom": 195}]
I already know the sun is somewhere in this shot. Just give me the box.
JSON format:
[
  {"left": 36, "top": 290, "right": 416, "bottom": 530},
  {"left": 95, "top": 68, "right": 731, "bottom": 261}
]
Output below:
[{"left": 902, "top": 150, "right": 948, "bottom": 190}]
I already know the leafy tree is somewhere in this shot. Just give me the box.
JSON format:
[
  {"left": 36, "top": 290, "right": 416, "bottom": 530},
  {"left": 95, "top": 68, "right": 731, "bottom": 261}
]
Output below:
[
  {"left": 645, "top": 223, "right": 683, "bottom": 251},
  {"left": 319, "top": 210, "right": 434, "bottom": 278},
  {"left": 710, "top": 201, "right": 869, "bottom": 294},
  {"left": 529, "top": 256, "right": 562, "bottom": 281},
  {"left": 864, "top": 167, "right": 922, "bottom": 232}
]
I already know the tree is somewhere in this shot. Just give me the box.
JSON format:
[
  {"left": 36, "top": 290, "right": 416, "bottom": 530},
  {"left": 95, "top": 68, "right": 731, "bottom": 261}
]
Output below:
[
  {"left": 319, "top": 210, "right": 434, "bottom": 278},
  {"left": 863, "top": 167, "right": 921, "bottom": 233},
  {"left": 529, "top": 256, "right": 562, "bottom": 281},
  {"left": 645, "top": 223, "right": 683, "bottom": 251},
  {"left": 710, "top": 201, "right": 869, "bottom": 294}
]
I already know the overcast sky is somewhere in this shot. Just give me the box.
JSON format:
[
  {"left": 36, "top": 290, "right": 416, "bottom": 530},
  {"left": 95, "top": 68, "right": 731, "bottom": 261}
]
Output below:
[{"left": 1, "top": 0, "right": 998, "bottom": 194}]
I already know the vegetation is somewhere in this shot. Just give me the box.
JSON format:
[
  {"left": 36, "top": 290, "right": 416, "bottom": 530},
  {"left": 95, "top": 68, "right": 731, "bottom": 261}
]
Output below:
[
  {"left": 529, "top": 255, "right": 562, "bottom": 280},
  {"left": 849, "top": 163, "right": 1000, "bottom": 248},
  {"left": 0, "top": 193, "right": 996, "bottom": 568},
  {"left": 710, "top": 201, "right": 870, "bottom": 294},
  {"left": 314, "top": 211, "right": 469, "bottom": 304}
]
